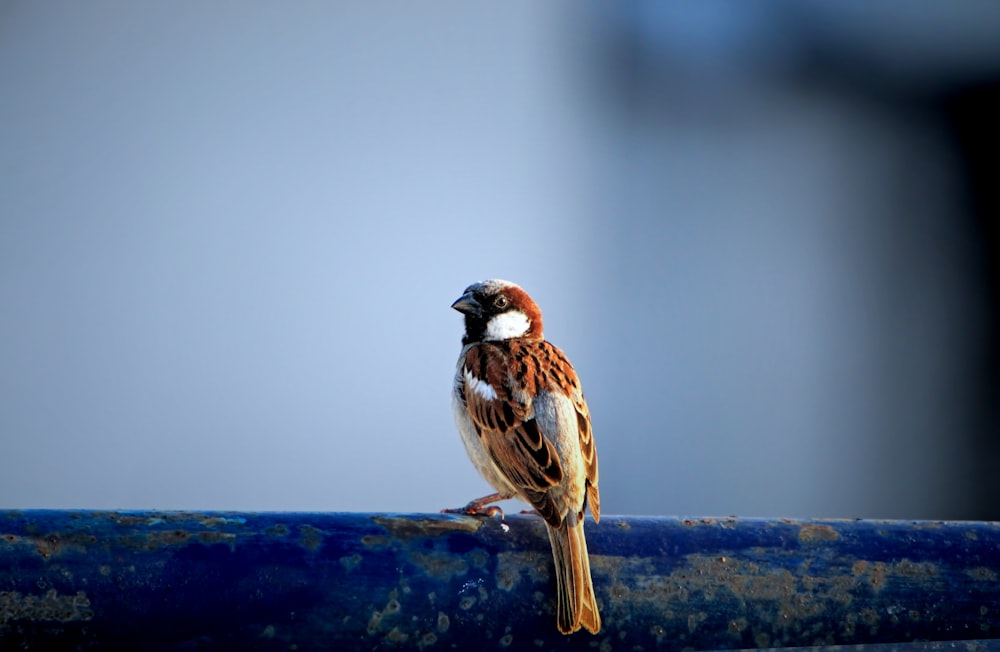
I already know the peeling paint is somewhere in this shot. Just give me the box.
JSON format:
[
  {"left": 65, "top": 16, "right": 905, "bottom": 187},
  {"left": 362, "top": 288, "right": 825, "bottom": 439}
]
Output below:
[
  {"left": 409, "top": 551, "right": 469, "bottom": 581},
  {"left": 417, "top": 630, "right": 437, "bottom": 649},
  {"left": 799, "top": 523, "right": 839, "bottom": 543},
  {"left": 372, "top": 514, "right": 482, "bottom": 539},
  {"left": 467, "top": 548, "right": 489, "bottom": 569},
  {"left": 967, "top": 567, "right": 998, "bottom": 582},
  {"left": 1, "top": 511, "right": 998, "bottom": 649},
  {"left": 592, "top": 546, "right": 960, "bottom": 648},
  {"left": 340, "top": 553, "right": 362, "bottom": 572},
  {"left": 495, "top": 550, "right": 550, "bottom": 594},
  {"left": 298, "top": 525, "right": 322, "bottom": 551},
  {"left": 361, "top": 534, "right": 390, "bottom": 548},
  {"left": 0, "top": 590, "right": 93, "bottom": 624}
]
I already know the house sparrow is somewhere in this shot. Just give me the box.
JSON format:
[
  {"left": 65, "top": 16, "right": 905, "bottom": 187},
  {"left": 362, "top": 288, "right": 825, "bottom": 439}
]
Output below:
[{"left": 447, "top": 279, "right": 601, "bottom": 635}]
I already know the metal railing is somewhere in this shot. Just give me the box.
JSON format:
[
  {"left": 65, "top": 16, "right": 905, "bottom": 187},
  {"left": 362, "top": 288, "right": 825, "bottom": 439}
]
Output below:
[{"left": 2, "top": 511, "right": 999, "bottom": 650}]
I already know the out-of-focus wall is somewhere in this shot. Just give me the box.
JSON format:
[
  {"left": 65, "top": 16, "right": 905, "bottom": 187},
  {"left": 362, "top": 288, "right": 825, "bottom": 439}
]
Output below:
[{"left": 2, "top": 2, "right": 998, "bottom": 518}]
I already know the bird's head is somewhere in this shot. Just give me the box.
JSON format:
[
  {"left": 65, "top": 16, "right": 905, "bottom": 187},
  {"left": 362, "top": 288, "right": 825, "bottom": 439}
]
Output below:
[{"left": 451, "top": 279, "right": 544, "bottom": 344}]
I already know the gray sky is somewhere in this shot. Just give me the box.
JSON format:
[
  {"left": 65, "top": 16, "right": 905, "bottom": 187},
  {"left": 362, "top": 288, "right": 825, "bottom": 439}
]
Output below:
[
  {"left": 1, "top": 2, "right": 599, "bottom": 512},
  {"left": 3, "top": 2, "right": 998, "bottom": 518}
]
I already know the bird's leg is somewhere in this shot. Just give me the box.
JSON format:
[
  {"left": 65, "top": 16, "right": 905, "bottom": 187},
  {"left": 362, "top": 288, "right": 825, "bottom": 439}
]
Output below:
[{"left": 441, "top": 493, "right": 510, "bottom": 519}]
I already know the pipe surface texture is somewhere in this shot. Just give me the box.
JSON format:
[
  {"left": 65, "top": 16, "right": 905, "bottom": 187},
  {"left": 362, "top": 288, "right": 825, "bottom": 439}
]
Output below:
[{"left": 1, "top": 511, "right": 999, "bottom": 651}]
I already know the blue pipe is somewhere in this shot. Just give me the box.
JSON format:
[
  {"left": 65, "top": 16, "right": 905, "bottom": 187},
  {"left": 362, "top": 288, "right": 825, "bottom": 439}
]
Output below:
[{"left": 2, "top": 511, "right": 999, "bottom": 650}]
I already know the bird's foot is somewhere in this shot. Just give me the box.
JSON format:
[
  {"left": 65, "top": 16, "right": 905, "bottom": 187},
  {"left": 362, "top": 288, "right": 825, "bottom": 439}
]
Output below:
[{"left": 441, "top": 493, "right": 509, "bottom": 519}]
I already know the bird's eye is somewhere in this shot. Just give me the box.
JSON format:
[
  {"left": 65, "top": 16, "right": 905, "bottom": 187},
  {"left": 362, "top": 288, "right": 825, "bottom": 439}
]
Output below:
[{"left": 493, "top": 295, "right": 508, "bottom": 309}]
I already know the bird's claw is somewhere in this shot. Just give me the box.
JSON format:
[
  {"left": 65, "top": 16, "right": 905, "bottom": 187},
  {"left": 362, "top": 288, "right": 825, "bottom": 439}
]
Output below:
[
  {"left": 441, "top": 503, "right": 505, "bottom": 520},
  {"left": 441, "top": 493, "right": 509, "bottom": 520},
  {"left": 483, "top": 505, "right": 505, "bottom": 519}
]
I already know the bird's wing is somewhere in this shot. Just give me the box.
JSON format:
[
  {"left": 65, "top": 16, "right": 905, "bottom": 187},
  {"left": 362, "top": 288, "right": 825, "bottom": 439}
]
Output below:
[
  {"left": 461, "top": 344, "right": 564, "bottom": 526},
  {"left": 530, "top": 340, "right": 600, "bottom": 522},
  {"left": 573, "top": 392, "right": 600, "bottom": 522}
]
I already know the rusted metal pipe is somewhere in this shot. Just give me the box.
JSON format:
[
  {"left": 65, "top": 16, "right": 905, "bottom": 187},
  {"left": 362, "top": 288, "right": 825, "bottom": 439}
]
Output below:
[{"left": 1, "top": 511, "right": 999, "bottom": 650}]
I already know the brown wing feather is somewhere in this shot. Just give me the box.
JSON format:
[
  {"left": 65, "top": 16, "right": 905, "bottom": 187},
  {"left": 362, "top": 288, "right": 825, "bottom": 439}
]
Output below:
[
  {"left": 576, "top": 400, "right": 600, "bottom": 522},
  {"left": 547, "top": 339, "right": 600, "bottom": 523},
  {"left": 462, "top": 340, "right": 600, "bottom": 527},
  {"left": 462, "top": 343, "right": 565, "bottom": 526},
  {"left": 483, "top": 420, "right": 563, "bottom": 491}
]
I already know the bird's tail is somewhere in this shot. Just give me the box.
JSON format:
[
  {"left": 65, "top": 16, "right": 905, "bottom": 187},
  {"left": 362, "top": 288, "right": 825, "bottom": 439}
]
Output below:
[{"left": 547, "top": 514, "right": 601, "bottom": 634}]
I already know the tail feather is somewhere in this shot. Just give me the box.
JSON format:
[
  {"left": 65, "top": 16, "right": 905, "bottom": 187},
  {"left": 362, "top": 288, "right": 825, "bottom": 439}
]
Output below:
[{"left": 547, "top": 516, "right": 601, "bottom": 635}]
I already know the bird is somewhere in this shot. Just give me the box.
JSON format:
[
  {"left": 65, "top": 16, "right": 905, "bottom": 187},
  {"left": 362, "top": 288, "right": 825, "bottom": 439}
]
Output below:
[{"left": 447, "top": 279, "right": 601, "bottom": 635}]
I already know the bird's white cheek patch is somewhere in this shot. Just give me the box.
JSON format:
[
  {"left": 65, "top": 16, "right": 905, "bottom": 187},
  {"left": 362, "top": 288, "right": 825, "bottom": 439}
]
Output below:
[
  {"left": 484, "top": 311, "right": 530, "bottom": 341},
  {"left": 464, "top": 368, "right": 498, "bottom": 401}
]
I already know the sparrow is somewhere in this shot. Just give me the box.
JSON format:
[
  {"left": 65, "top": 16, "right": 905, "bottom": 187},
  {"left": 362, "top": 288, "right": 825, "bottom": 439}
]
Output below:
[{"left": 447, "top": 279, "right": 601, "bottom": 635}]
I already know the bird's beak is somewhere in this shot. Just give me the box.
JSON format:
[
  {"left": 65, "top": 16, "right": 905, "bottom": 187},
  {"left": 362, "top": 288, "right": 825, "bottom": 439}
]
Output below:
[{"left": 451, "top": 292, "right": 482, "bottom": 317}]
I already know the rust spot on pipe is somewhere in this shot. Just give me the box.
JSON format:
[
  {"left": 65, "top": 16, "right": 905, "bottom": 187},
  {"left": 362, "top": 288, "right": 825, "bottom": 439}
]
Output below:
[
  {"left": 148, "top": 530, "right": 192, "bottom": 547},
  {"left": 408, "top": 551, "right": 469, "bottom": 581},
  {"left": 0, "top": 590, "right": 93, "bottom": 624},
  {"left": 299, "top": 525, "right": 322, "bottom": 551},
  {"left": 362, "top": 535, "right": 390, "bottom": 548},
  {"left": 798, "top": 524, "right": 839, "bottom": 543},
  {"left": 29, "top": 533, "right": 97, "bottom": 559},
  {"left": 197, "top": 531, "right": 236, "bottom": 547},
  {"left": 967, "top": 567, "right": 999, "bottom": 582},
  {"left": 340, "top": 553, "right": 362, "bottom": 572},
  {"left": 371, "top": 515, "right": 482, "bottom": 539}
]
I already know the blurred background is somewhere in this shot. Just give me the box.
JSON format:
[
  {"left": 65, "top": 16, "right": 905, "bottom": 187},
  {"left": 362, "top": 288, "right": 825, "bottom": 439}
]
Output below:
[{"left": 2, "top": 1, "right": 999, "bottom": 519}]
